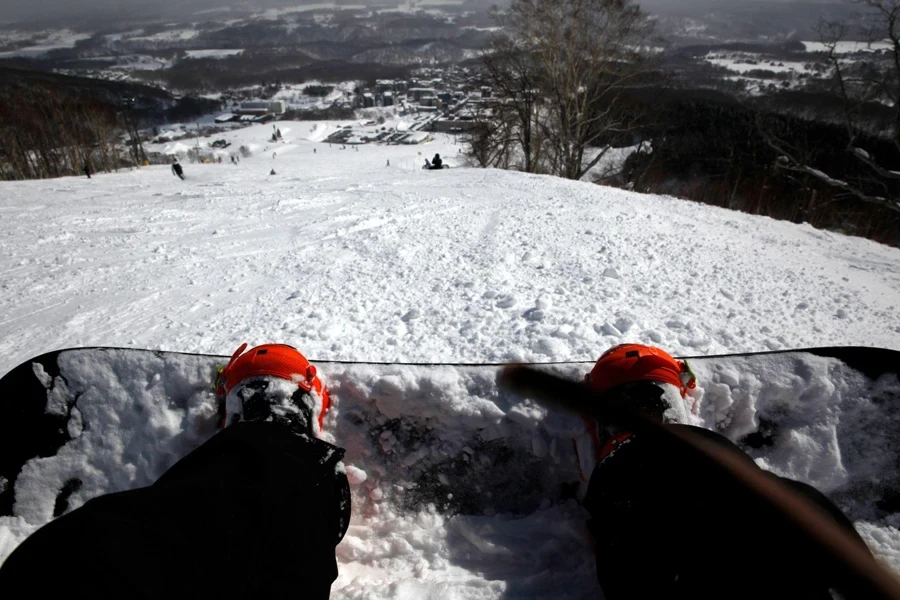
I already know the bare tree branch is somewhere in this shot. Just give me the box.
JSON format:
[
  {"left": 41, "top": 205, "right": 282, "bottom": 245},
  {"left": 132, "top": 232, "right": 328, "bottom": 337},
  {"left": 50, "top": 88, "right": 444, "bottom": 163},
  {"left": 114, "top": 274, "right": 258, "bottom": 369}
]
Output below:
[
  {"left": 757, "top": 3, "right": 900, "bottom": 216},
  {"left": 476, "top": 0, "right": 659, "bottom": 180}
]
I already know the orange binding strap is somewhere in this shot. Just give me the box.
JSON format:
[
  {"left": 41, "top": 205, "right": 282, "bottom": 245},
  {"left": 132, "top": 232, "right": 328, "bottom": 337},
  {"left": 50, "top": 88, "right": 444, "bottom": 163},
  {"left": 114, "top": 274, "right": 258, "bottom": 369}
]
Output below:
[{"left": 217, "top": 343, "right": 331, "bottom": 429}]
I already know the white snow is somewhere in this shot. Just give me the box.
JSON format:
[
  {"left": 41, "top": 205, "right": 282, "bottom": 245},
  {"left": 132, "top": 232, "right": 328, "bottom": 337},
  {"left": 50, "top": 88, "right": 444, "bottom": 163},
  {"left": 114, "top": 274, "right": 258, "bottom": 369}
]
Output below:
[
  {"left": 130, "top": 29, "right": 200, "bottom": 43},
  {"left": 255, "top": 3, "right": 364, "bottom": 19},
  {"left": 125, "top": 55, "right": 173, "bottom": 70},
  {"left": 704, "top": 56, "right": 814, "bottom": 75},
  {"left": 1, "top": 120, "right": 900, "bottom": 594},
  {"left": 0, "top": 30, "right": 91, "bottom": 58},
  {"left": 801, "top": 40, "right": 893, "bottom": 54},
  {"left": 580, "top": 144, "right": 644, "bottom": 182},
  {"left": 183, "top": 49, "right": 244, "bottom": 59},
  {"left": 267, "top": 81, "right": 356, "bottom": 112},
  {"left": 103, "top": 29, "right": 145, "bottom": 42},
  {"left": 0, "top": 518, "right": 36, "bottom": 563},
  {"left": 853, "top": 147, "right": 872, "bottom": 161}
]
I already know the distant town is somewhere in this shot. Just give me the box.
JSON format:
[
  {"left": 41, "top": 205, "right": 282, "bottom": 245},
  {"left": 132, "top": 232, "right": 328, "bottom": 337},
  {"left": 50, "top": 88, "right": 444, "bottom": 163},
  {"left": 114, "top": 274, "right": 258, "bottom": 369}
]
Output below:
[{"left": 206, "top": 65, "right": 487, "bottom": 145}]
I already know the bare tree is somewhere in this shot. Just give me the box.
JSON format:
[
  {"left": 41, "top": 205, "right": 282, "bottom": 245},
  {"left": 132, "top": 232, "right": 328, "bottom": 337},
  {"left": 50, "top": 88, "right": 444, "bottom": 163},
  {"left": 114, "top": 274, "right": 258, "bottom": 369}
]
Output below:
[
  {"left": 0, "top": 85, "right": 126, "bottom": 181},
  {"left": 466, "top": 100, "right": 516, "bottom": 169},
  {"left": 478, "top": 0, "right": 660, "bottom": 180},
  {"left": 479, "top": 30, "right": 543, "bottom": 172},
  {"left": 767, "top": 0, "right": 900, "bottom": 213}
]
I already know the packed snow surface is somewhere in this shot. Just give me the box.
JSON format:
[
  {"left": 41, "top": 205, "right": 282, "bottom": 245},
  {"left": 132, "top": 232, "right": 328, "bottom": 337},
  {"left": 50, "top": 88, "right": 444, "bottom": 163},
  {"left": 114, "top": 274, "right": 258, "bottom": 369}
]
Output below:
[
  {"left": 1, "top": 121, "right": 900, "bottom": 596},
  {"left": 1, "top": 122, "right": 898, "bottom": 372}
]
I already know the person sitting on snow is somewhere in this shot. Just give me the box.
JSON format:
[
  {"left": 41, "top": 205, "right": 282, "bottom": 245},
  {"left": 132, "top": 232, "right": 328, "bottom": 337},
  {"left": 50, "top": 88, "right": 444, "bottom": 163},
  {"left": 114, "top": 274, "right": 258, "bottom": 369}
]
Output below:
[
  {"left": 578, "top": 343, "right": 868, "bottom": 600},
  {"left": 430, "top": 153, "right": 443, "bottom": 169}
]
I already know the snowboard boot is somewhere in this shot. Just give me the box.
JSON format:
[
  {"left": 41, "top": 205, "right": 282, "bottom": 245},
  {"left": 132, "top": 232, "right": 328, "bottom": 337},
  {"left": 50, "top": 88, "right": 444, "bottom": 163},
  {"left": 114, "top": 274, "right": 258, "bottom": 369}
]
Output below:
[
  {"left": 575, "top": 343, "right": 697, "bottom": 482},
  {"left": 226, "top": 376, "right": 318, "bottom": 436},
  {"left": 217, "top": 343, "right": 331, "bottom": 437},
  {"left": 572, "top": 380, "right": 669, "bottom": 481}
]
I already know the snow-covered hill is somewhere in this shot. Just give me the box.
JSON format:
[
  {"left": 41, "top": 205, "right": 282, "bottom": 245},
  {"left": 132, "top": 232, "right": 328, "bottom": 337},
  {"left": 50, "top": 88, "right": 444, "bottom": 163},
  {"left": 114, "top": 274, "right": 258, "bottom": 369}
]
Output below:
[
  {"left": 2, "top": 122, "right": 899, "bottom": 375},
  {"left": 1, "top": 121, "right": 899, "bottom": 596}
]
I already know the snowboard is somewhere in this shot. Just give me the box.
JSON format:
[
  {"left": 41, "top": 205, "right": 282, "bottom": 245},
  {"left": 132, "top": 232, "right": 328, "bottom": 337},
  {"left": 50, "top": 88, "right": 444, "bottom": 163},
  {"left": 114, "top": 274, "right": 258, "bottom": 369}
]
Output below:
[{"left": 1, "top": 346, "right": 898, "bottom": 530}]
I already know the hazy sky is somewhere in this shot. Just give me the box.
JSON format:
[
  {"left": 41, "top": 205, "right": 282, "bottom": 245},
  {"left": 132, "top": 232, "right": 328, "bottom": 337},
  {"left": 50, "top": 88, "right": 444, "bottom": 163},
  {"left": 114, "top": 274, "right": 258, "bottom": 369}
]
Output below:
[
  {"left": 1, "top": 0, "right": 327, "bottom": 24},
  {"left": 0, "top": 0, "right": 850, "bottom": 28}
]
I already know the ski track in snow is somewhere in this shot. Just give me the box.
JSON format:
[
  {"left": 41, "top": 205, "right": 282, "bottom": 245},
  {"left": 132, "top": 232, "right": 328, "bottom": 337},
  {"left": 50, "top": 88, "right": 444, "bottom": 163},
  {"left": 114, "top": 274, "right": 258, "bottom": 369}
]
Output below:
[{"left": 1, "top": 122, "right": 900, "bottom": 596}]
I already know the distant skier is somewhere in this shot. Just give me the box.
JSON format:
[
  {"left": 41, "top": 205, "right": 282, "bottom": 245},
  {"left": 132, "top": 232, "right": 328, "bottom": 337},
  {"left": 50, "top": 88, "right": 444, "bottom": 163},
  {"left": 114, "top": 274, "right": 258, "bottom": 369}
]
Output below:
[
  {"left": 171, "top": 161, "right": 184, "bottom": 180},
  {"left": 430, "top": 153, "right": 443, "bottom": 169},
  {"left": 578, "top": 343, "right": 869, "bottom": 600},
  {"left": 270, "top": 169, "right": 276, "bottom": 175},
  {"left": 83, "top": 164, "right": 91, "bottom": 179}
]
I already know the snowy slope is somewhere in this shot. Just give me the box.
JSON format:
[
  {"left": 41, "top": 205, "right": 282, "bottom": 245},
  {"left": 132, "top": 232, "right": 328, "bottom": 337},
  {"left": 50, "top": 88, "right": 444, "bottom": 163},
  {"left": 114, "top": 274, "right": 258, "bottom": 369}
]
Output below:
[
  {"left": 1, "top": 121, "right": 900, "bottom": 596},
  {"left": 1, "top": 122, "right": 898, "bottom": 375}
]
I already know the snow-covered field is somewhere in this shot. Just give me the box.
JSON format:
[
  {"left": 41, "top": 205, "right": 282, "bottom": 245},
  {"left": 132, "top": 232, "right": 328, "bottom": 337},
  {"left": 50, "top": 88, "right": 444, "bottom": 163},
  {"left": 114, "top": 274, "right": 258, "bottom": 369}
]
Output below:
[
  {"left": 699, "top": 51, "right": 827, "bottom": 94},
  {"left": 130, "top": 28, "right": 200, "bottom": 43},
  {"left": 108, "top": 54, "right": 173, "bottom": 71},
  {"left": 2, "top": 122, "right": 896, "bottom": 372},
  {"left": 184, "top": 49, "right": 244, "bottom": 59},
  {"left": 0, "top": 29, "right": 90, "bottom": 58},
  {"left": 1, "top": 121, "right": 900, "bottom": 596},
  {"left": 271, "top": 81, "right": 356, "bottom": 111},
  {"left": 801, "top": 40, "right": 892, "bottom": 54},
  {"left": 256, "top": 3, "right": 364, "bottom": 19},
  {"left": 704, "top": 55, "right": 813, "bottom": 75}
]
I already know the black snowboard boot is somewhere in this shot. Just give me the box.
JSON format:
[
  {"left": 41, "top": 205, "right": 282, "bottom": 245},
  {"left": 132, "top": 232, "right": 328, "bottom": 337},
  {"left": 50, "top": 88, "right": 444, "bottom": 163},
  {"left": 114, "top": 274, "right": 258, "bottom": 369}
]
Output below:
[{"left": 225, "top": 377, "right": 317, "bottom": 437}]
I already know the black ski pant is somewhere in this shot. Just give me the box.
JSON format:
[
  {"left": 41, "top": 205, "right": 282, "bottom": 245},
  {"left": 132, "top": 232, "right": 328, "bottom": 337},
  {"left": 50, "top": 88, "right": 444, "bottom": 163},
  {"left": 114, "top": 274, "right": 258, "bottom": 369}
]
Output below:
[
  {"left": 583, "top": 424, "right": 868, "bottom": 600},
  {"left": 0, "top": 422, "right": 351, "bottom": 599}
]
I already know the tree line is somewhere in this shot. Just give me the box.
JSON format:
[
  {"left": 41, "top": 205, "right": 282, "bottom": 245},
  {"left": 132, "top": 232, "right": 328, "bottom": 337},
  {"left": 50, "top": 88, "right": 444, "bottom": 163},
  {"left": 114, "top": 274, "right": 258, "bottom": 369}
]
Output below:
[
  {"left": 0, "top": 67, "right": 222, "bottom": 181},
  {"left": 471, "top": 0, "right": 900, "bottom": 246},
  {"left": 0, "top": 84, "right": 127, "bottom": 180},
  {"left": 622, "top": 87, "right": 900, "bottom": 245}
]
